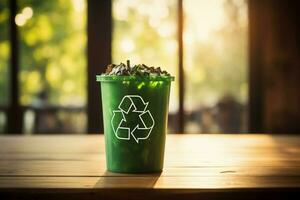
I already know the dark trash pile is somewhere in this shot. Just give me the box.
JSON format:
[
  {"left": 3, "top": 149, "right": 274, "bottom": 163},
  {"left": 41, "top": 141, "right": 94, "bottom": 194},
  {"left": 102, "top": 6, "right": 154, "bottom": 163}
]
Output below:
[{"left": 104, "top": 60, "right": 170, "bottom": 76}]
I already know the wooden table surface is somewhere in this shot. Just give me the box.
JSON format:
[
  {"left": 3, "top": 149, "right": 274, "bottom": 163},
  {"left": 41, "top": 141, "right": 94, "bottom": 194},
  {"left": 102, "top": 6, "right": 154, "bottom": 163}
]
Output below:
[{"left": 0, "top": 134, "right": 300, "bottom": 199}]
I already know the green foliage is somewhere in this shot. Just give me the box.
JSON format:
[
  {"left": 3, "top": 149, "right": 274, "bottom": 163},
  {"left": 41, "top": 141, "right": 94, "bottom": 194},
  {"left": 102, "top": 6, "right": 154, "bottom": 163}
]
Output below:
[
  {"left": 18, "top": 0, "right": 86, "bottom": 105},
  {"left": 0, "top": 0, "right": 10, "bottom": 105},
  {"left": 1, "top": 0, "right": 247, "bottom": 111},
  {"left": 184, "top": 0, "right": 248, "bottom": 109},
  {"left": 112, "top": 0, "right": 179, "bottom": 112},
  {"left": 113, "top": 0, "right": 248, "bottom": 113}
]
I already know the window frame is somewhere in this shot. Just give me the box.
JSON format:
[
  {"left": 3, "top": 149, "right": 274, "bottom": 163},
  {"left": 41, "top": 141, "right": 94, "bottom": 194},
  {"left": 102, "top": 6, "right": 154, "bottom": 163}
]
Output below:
[{"left": 4, "top": 0, "right": 252, "bottom": 134}]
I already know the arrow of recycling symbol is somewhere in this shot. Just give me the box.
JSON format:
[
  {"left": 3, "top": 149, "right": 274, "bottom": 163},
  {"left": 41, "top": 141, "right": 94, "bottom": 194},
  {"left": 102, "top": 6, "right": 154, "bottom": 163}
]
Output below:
[{"left": 111, "top": 95, "right": 155, "bottom": 143}]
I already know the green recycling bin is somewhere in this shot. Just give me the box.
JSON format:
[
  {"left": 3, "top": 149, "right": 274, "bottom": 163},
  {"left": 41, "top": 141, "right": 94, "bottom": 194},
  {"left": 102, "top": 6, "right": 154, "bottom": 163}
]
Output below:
[{"left": 96, "top": 75, "right": 174, "bottom": 173}]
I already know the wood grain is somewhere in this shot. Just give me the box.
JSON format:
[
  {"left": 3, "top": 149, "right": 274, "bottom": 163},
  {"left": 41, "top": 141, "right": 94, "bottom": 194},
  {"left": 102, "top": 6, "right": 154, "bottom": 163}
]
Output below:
[{"left": 0, "top": 134, "right": 300, "bottom": 199}]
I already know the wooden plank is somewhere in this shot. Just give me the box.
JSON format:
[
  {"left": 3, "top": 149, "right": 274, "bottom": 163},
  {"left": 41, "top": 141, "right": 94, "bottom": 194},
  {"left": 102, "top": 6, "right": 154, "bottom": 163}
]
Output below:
[
  {"left": 0, "top": 176, "right": 300, "bottom": 189},
  {"left": 0, "top": 134, "right": 300, "bottom": 199},
  {"left": 0, "top": 134, "right": 299, "bottom": 154},
  {"left": 0, "top": 135, "right": 299, "bottom": 190},
  {"left": 0, "top": 135, "right": 106, "bottom": 153},
  {"left": 1, "top": 161, "right": 300, "bottom": 177},
  {"left": 2, "top": 152, "right": 300, "bottom": 163},
  {"left": 0, "top": 135, "right": 300, "bottom": 168}
]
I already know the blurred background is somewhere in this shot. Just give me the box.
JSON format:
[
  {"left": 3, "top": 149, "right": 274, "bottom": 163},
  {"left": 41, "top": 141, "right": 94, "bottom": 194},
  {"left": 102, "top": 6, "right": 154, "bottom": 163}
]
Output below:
[{"left": 0, "top": 0, "right": 299, "bottom": 134}]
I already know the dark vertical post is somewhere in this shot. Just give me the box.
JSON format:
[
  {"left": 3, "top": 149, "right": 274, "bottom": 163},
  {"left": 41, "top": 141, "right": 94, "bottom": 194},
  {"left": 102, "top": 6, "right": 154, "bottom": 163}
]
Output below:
[
  {"left": 248, "top": 0, "right": 264, "bottom": 132},
  {"left": 87, "top": 0, "right": 112, "bottom": 133},
  {"left": 177, "top": 0, "right": 184, "bottom": 133},
  {"left": 7, "top": 0, "right": 22, "bottom": 134},
  {"left": 249, "top": 0, "right": 300, "bottom": 133}
]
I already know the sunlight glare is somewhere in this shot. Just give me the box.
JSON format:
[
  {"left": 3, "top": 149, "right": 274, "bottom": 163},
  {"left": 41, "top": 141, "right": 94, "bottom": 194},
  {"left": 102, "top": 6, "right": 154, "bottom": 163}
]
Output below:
[
  {"left": 185, "top": 0, "right": 225, "bottom": 41},
  {"left": 158, "top": 23, "right": 174, "bottom": 37},
  {"left": 120, "top": 38, "right": 135, "bottom": 53},
  {"left": 15, "top": 7, "right": 33, "bottom": 27},
  {"left": 72, "top": 0, "right": 85, "bottom": 12},
  {"left": 15, "top": 14, "right": 27, "bottom": 26},
  {"left": 22, "top": 7, "right": 33, "bottom": 20}
]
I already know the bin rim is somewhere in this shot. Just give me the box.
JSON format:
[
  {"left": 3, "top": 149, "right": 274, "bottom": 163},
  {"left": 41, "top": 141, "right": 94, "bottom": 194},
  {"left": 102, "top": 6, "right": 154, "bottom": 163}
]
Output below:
[{"left": 96, "top": 75, "right": 175, "bottom": 82}]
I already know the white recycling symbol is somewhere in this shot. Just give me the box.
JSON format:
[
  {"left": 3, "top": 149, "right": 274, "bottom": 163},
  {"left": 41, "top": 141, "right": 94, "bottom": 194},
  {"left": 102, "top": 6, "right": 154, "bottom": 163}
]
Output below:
[{"left": 111, "top": 95, "right": 155, "bottom": 143}]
